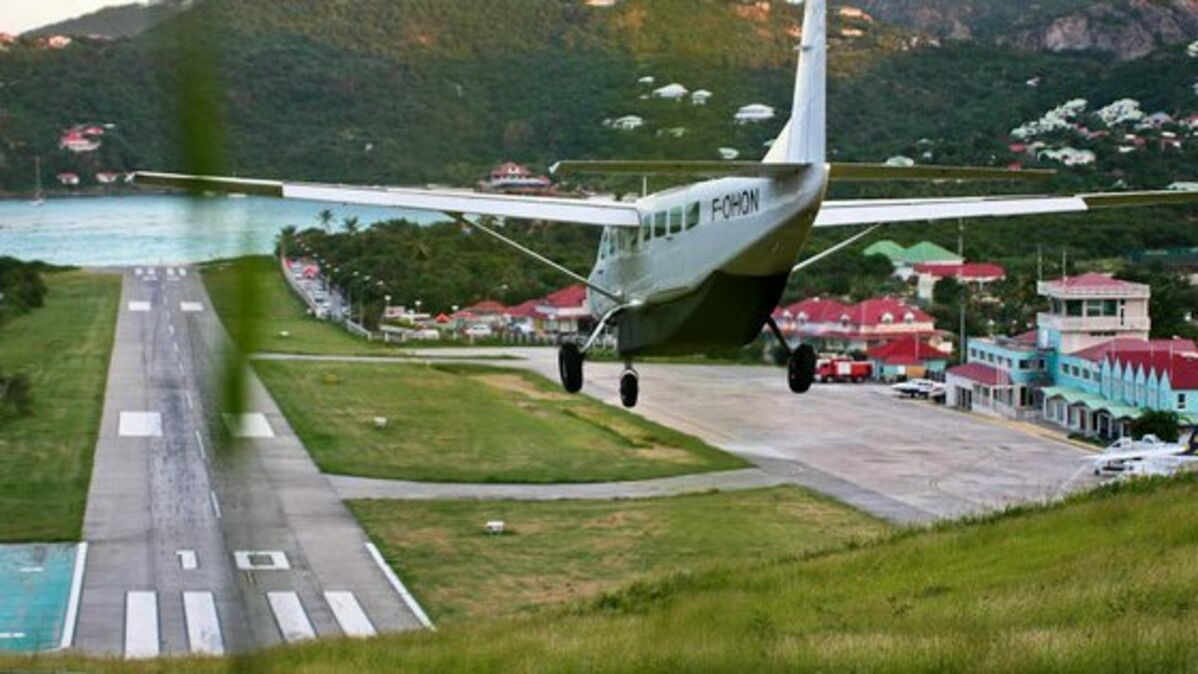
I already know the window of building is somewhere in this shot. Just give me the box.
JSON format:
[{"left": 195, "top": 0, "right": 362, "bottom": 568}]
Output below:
[
  {"left": 1066, "top": 300, "right": 1083, "bottom": 317},
  {"left": 1180, "top": 393, "right": 1189, "bottom": 410},
  {"left": 669, "top": 207, "right": 683, "bottom": 234},
  {"left": 685, "top": 202, "right": 701, "bottom": 229},
  {"left": 882, "top": 312, "right": 894, "bottom": 324},
  {"left": 1018, "top": 359, "right": 1030, "bottom": 370}
]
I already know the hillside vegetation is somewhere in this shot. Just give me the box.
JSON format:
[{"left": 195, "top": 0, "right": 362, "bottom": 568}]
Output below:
[{"left": 6, "top": 475, "right": 1198, "bottom": 671}]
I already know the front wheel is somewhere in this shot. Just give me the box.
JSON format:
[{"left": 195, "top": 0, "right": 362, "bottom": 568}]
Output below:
[
  {"left": 558, "top": 343, "right": 584, "bottom": 393},
  {"left": 787, "top": 344, "right": 816, "bottom": 394},
  {"left": 619, "top": 370, "right": 639, "bottom": 408}
]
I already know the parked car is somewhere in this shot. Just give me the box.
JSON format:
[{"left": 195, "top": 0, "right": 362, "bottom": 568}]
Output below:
[
  {"left": 464, "top": 324, "right": 494, "bottom": 338},
  {"left": 891, "top": 378, "right": 944, "bottom": 400}
]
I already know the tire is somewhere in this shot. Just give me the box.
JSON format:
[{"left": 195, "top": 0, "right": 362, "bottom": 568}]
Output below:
[
  {"left": 787, "top": 344, "right": 817, "bottom": 394},
  {"left": 558, "top": 343, "right": 584, "bottom": 393},
  {"left": 620, "top": 371, "right": 639, "bottom": 408}
]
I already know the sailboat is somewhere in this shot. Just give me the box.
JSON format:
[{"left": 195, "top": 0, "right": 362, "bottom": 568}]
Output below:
[{"left": 30, "top": 156, "right": 45, "bottom": 206}]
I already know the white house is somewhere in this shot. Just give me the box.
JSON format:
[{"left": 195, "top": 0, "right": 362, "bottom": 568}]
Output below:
[
  {"left": 1038, "top": 147, "right": 1096, "bottom": 166},
  {"left": 1097, "top": 99, "right": 1144, "bottom": 126},
  {"left": 609, "top": 115, "right": 644, "bottom": 131},
  {"left": 718, "top": 147, "right": 740, "bottom": 160},
  {"left": 885, "top": 155, "right": 915, "bottom": 167},
  {"left": 691, "top": 89, "right": 712, "bottom": 105},
  {"left": 652, "top": 83, "right": 688, "bottom": 100},
  {"left": 637, "top": 75, "right": 655, "bottom": 85},
  {"left": 734, "top": 103, "right": 775, "bottom": 124}
]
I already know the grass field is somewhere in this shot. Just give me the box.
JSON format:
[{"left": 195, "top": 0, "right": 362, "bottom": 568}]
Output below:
[
  {"left": 0, "top": 271, "right": 120, "bottom": 541},
  {"left": 10, "top": 476, "right": 1198, "bottom": 672},
  {"left": 255, "top": 360, "right": 746, "bottom": 482},
  {"left": 350, "top": 487, "right": 889, "bottom": 623},
  {"left": 201, "top": 256, "right": 402, "bottom": 356}
]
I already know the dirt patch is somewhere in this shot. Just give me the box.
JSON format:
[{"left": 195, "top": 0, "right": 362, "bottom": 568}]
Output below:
[
  {"left": 474, "top": 374, "right": 567, "bottom": 401},
  {"left": 632, "top": 445, "right": 703, "bottom": 465}
]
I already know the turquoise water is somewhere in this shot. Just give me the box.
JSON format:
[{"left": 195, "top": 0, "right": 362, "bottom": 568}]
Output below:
[
  {"left": 0, "top": 544, "right": 78, "bottom": 652},
  {"left": 0, "top": 195, "right": 441, "bottom": 266}
]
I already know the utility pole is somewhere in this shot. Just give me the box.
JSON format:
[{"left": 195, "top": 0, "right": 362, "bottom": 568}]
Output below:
[
  {"left": 958, "top": 219, "right": 967, "bottom": 360},
  {"left": 1037, "top": 245, "right": 1043, "bottom": 282}
]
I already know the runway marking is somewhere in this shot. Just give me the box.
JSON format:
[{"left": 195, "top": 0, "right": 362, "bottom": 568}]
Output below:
[
  {"left": 234, "top": 551, "right": 290, "bottom": 571},
  {"left": 324, "top": 591, "right": 376, "bottom": 638},
  {"left": 195, "top": 430, "right": 206, "bottom": 459},
  {"left": 135, "top": 268, "right": 143, "bottom": 276},
  {"left": 167, "top": 267, "right": 176, "bottom": 277},
  {"left": 183, "top": 592, "right": 224, "bottom": 655},
  {"left": 179, "top": 268, "right": 188, "bottom": 277},
  {"left": 223, "top": 413, "right": 274, "bottom": 439},
  {"left": 177, "top": 361, "right": 185, "bottom": 374},
  {"left": 209, "top": 491, "right": 222, "bottom": 519},
  {"left": 172, "top": 341, "right": 180, "bottom": 354},
  {"left": 177, "top": 550, "right": 198, "bottom": 570},
  {"left": 118, "top": 412, "right": 163, "bottom": 438},
  {"left": 127, "top": 301, "right": 151, "bottom": 312},
  {"left": 180, "top": 302, "right": 204, "bottom": 312},
  {"left": 365, "top": 543, "right": 435, "bottom": 630},
  {"left": 168, "top": 323, "right": 175, "bottom": 336},
  {"left": 124, "top": 591, "right": 159, "bottom": 659},
  {"left": 18, "top": 566, "right": 43, "bottom": 573},
  {"left": 0, "top": 632, "right": 27, "bottom": 639},
  {"left": 185, "top": 391, "right": 194, "bottom": 410},
  {"left": 267, "top": 592, "right": 315, "bottom": 643},
  {"left": 60, "top": 542, "right": 88, "bottom": 649}
]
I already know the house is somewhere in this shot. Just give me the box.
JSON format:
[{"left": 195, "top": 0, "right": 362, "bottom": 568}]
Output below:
[
  {"left": 637, "top": 75, "right": 655, "bottom": 85},
  {"left": 477, "top": 162, "right": 552, "bottom": 194},
  {"left": 1036, "top": 273, "right": 1150, "bottom": 354},
  {"left": 734, "top": 103, "right": 775, "bottom": 124},
  {"left": 1037, "top": 147, "right": 1096, "bottom": 167},
  {"left": 453, "top": 300, "right": 507, "bottom": 329},
  {"left": 837, "top": 6, "right": 874, "bottom": 21},
  {"left": 609, "top": 115, "right": 644, "bottom": 131},
  {"left": 503, "top": 284, "right": 592, "bottom": 336},
  {"left": 868, "top": 335, "right": 949, "bottom": 382},
  {"left": 56, "top": 172, "right": 80, "bottom": 186},
  {"left": 691, "top": 89, "right": 712, "bottom": 105},
  {"left": 42, "top": 35, "right": 72, "bottom": 49},
  {"left": 652, "top": 83, "right": 688, "bottom": 100},
  {"left": 914, "top": 262, "right": 1006, "bottom": 301},
  {"left": 774, "top": 296, "right": 942, "bottom": 353},
  {"left": 869, "top": 241, "right": 963, "bottom": 281},
  {"left": 946, "top": 331, "right": 1046, "bottom": 420},
  {"left": 885, "top": 155, "right": 915, "bottom": 167},
  {"left": 96, "top": 171, "right": 121, "bottom": 185},
  {"left": 1097, "top": 98, "right": 1144, "bottom": 126},
  {"left": 718, "top": 147, "right": 740, "bottom": 160}
]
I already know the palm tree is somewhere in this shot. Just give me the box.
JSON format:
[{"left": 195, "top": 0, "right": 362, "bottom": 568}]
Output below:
[
  {"left": 343, "top": 216, "right": 360, "bottom": 235},
  {"left": 277, "top": 225, "right": 298, "bottom": 257},
  {"left": 317, "top": 208, "right": 335, "bottom": 232}
]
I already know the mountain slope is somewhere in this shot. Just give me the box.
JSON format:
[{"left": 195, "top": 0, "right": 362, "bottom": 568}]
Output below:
[{"left": 23, "top": 0, "right": 191, "bottom": 39}]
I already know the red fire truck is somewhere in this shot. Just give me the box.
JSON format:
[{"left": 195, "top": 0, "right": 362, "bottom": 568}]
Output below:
[{"left": 815, "top": 358, "right": 873, "bottom": 383}]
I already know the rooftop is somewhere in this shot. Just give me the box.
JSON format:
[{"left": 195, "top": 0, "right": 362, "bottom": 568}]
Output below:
[
  {"left": 1038, "top": 273, "right": 1150, "bottom": 298},
  {"left": 948, "top": 362, "right": 1012, "bottom": 387}
]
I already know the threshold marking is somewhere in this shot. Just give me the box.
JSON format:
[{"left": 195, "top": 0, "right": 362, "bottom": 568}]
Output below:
[
  {"left": 60, "top": 542, "right": 88, "bottom": 649},
  {"left": 135, "top": 268, "right": 143, "bottom": 276},
  {"left": 267, "top": 592, "right": 315, "bottom": 643},
  {"left": 124, "top": 591, "right": 159, "bottom": 659},
  {"left": 166, "top": 267, "right": 176, "bottom": 277},
  {"left": 195, "top": 430, "right": 206, "bottom": 460},
  {"left": 177, "top": 550, "right": 198, "bottom": 570},
  {"left": 324, "top": 591, "right": 376, "bottom": 638},
  {"left": 209, "top": 491, "right": 222, "bottom": 519},
  {"left": 168, "top": 323, "right": 175, "bottom": 336},
  {"left": 0, "top": 632, "right": 27, "bottom": 639},
  {"left": 185, "top": 391, "right": 194, "bottom": 410},
  {"left": 234, "top": 551, "right": 289, "bottom": 571},
  {"left": 118, "top": 412, "right": 162, "bottom": 438},
  {"left": 183, "top": 592, "right": 224, "bottom": 655},
  {"left": 127, "top": 301, "right": 151, "bottom": 312},
  {"left": 366, "top": 543, "right": 435, "bottom": 630},
  {"left": 179, "top": 268, "right": 188, "bottom": 277},
  {"left": 180, "top": 302, "right": 204, "bottom": 312}
]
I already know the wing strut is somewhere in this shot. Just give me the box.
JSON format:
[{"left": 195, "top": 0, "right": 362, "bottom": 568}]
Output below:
[
  {"left": 455, "top": 214, "right": 623, "bottom": 303},
  {"left": 790, "top": 224, "right": 882, "bottom": 274}
]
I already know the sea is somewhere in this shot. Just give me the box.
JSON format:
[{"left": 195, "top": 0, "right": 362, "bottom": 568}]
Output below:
[{"left": 0, "top": 195, "right": 442, "bottom": 266}]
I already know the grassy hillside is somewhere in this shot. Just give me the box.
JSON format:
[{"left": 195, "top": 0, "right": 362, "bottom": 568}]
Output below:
[
  {"left": 7, "top": 475, "right": 1198, "bottom": 671},
  {"left": 23, "top": 1, "right": 189, "bottom": 39}
]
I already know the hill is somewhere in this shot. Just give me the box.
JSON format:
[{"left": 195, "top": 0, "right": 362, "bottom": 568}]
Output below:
[
  {"left": 5, "top": 474, "right": 1198, "bottom": 671},
  {"left": 22, "top": 1, "right": 191, "bottom": 39}
]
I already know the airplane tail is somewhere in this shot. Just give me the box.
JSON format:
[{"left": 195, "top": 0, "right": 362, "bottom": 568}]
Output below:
[{"left": 764, "top": 0, "right": 826, "bottom": 165}]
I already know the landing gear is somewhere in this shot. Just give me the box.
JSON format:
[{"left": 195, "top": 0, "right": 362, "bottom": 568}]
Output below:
[
  {"left": 558, "top": 342, "right": 584, "bottom": 393},
  {"left": 766, "top": 316, "right": 815, "bottom": 395},
  {"left": 619, "top": 365, "right": 639, "bottom": 409},
  {"left": 787, "top": 344, "right": 816, "bottom": 394}
]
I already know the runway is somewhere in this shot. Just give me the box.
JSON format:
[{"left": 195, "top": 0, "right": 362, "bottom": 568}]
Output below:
[{"left": 72, "top": 267, "right": 425, "bottom": 657}]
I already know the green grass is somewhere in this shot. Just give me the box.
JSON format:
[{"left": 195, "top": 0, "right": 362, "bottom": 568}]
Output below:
[
  {"left": 254, "top": 360, "right": 747, "bottom": 483},
  {"left": 350, "top": 487, "right": 889, "bottom": 623},
  {"left": 11, "top": 476, "right": 1198, "bottom": 672},
  {"left": 0, "top": 271, "right": 120, "bottom": 541},
  {"left": 201, "top": 255, "right": 403, "bottom": 356}
]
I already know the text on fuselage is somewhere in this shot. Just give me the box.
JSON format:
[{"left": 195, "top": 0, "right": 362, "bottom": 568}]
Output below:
[{"left": 712, "top": 189, "right": 760, "bottom": 221}]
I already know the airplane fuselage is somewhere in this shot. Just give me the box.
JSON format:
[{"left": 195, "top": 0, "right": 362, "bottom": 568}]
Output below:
[{"left": 588, "top": 164, "right": 828, "bottom": 356}]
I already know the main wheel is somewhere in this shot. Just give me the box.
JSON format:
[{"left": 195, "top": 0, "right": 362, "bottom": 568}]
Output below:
[
  {"left": 787, "top": 344, "right": 816, "bottom": 394},
  {"left": 558, "top": 343, "right": 584, "bottom": 393},
  {"left": 620, "top": 370, "right": 639, "bottom": 408}
]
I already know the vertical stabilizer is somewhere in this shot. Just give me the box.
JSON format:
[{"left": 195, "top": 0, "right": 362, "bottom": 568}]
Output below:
[{"left": 764, "top": 0, "right": 825, "bottom": 164}]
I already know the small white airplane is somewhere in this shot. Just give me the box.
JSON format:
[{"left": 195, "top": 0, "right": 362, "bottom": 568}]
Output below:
[
  {"left": 136, "top": 0, "right": 1198, "bottom": 408},
  {"left": 1086, "top": 433, "right": 1198, "bottom": 476}
]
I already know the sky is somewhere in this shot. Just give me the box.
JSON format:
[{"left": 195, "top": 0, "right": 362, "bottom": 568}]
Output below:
[{"left": 0, "top": 0, "right": 136, "bottom": 34}]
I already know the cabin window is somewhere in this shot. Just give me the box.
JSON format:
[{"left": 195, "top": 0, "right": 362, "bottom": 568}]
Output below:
[
  {"left": 685, "top": 202, "right": 701, "bottom": 229},
  {"left": 641, "top": 215, "right": 653, "bottom": 242},
  {"left": 654, "top": 211, "right": 667, "bottom": 239},
  {"left": 669, "top": 207, "right": 683, "bottom": 234}
]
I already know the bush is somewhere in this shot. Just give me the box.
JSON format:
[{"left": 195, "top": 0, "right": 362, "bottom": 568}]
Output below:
[
  {"left": 1130, "top": 409, "right": 1181, "bottom": 443},
  {"left": 0, "top": 372, "right": 33, "bottom": 421}
]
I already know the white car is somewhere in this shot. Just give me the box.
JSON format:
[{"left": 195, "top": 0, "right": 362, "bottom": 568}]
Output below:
[
  {"left": 891, "top": 378, "right": 944, "bottom": 400},
  {"left": 464, "top": 324, "right": 493, "bottom": 338}
]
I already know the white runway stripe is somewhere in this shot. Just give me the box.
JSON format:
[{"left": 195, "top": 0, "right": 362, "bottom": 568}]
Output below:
[
  {"left": 324, "top": 591, "right": 376, "bottom": 638},
  {"left": 124, "top": 591, "right": 159, "bottom": 659},
  {"left": 183, "top": 592, "right": 224, "bottom": 655},
  {"left": 267, "top": 592, "right": 315, "bottom": 643}
]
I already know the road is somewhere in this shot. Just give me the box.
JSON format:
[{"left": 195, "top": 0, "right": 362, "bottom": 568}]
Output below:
[
  {"left": 73, "top": 266, "right": 424, "bottom": 658},
  {"left": 401, "top": 347, "right": 1098, "bottom": 524}
]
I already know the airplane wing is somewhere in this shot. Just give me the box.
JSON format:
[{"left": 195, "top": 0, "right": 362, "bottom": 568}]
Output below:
[
  {"left": 815, "top": 190, "right": 1198, "bottom": 227},
  {"left": 134, "top": 171, "right": 641, "bottom": 228}
]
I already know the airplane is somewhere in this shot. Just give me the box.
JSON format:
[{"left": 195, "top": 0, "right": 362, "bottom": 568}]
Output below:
[
  {"left": 1086, "top": 433, "right": 1198, "bottom": 477},
  {"left": 135, "top": 0, "right": 1198, "bottom": 409}
]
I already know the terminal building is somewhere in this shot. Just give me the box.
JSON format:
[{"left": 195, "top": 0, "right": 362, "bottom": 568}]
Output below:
[{"left": 946, "top": 273, "right": 1198, "bottom": 439}]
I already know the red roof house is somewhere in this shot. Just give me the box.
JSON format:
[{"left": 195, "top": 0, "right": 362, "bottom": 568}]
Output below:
[{"left": 947, "top": 362, "right": 1012, "bottom": 387}]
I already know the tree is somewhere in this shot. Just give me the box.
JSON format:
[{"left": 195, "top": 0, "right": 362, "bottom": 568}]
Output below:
[
  {"left": 0, "top": 371, "right": 33, "bottom": 422},
  {"left": 1115, "top": 266, "right": 1198, "bottom": 340},
  {"left": 1130, "top": 410, "right": 1181, "bottom": 443},
  {"left": 343, "top": 216, "right": 360, "bottom": 235},
  {"left": 317, "top": 209, "right": 335, "bottom": 233}
]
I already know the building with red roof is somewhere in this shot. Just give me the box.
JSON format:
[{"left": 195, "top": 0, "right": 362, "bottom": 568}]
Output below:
[
  {"left": 501, "top": 284, "right": 592, "bottom": 337},
  {"left": 913, "top": 262, "right": 1006, "bottom": 301},
  {"left": 773, "top": 296, "right": 941, "bottom": 353},
  {"left": 867, "top": 335, "right": 951, "bottom": 381},
  {"left": 1036, "top": 273, "right": 1150, "bottom": 354}
]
